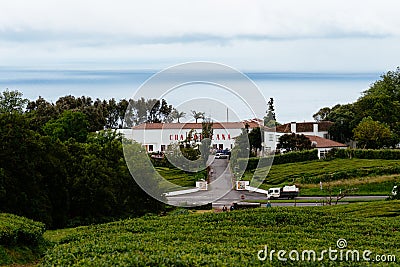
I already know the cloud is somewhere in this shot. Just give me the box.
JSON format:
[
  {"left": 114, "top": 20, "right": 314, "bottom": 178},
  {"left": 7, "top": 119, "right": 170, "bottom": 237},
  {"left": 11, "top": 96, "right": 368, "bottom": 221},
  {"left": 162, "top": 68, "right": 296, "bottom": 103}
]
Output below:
[
  {"left": 0, "top": 0, "right": 399, "bottom": 71},
  {"left": 1, "top": 0, "right": 399, "bottom": 44}
]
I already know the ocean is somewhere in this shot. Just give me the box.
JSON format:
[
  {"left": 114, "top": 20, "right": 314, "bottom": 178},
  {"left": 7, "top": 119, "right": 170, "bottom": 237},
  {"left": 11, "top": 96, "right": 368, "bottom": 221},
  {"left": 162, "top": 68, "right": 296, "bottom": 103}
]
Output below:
[{"left": 0, "top": 68, "right": 381, "bottom": 123}]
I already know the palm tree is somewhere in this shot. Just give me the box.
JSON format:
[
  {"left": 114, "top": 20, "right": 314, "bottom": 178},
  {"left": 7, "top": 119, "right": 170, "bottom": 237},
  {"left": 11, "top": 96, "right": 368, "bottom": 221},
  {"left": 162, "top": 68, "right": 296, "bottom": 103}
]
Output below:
[
  {"left": 191, "top": 110, "right": 205, "bottom": 123},
  {"left": 175, "top": 111, "right": 186, "bottom": 123},
  {"left": 170, "top": 109, "right": 186, "bottom": 123}
]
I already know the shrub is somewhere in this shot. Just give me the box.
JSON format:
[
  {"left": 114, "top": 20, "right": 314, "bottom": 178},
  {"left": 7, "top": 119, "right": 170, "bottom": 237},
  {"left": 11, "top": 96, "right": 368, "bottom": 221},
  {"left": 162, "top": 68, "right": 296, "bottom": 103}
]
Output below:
[
  {"left": 237, "top": 149, "right": 319, "bottom": 171},
  {"left": 333, "top": 148, "right": 400, "bottom": 160},
  {"left": 0, "top": 213, "right": 45, "bottom": 246}
]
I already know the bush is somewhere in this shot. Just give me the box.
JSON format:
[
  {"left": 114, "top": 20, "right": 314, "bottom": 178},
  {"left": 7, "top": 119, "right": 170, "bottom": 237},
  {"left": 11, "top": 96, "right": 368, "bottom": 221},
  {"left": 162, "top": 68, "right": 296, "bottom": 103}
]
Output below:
[
  {"left": 237, "top": 149, "right": 319, "bottom": 171},
  {"left": 333, "top": 148, "right": 400, "bottom": 160},
  {"left": 0, "top": 213, "right": 46, "bottom": 246}
]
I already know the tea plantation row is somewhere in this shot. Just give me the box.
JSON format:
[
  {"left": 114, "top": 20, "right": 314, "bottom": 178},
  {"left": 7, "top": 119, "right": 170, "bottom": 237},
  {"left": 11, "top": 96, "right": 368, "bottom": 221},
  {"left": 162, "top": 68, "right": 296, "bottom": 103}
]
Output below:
[{"left": 40, "top": 201, "right": 400, "bottom": 266}]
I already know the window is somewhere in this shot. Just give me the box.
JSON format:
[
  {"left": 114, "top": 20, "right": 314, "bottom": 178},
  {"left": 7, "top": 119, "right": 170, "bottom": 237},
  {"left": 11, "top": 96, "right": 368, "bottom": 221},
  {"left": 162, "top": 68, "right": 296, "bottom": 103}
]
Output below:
[
  {"left": 218, "top": 144, "right": 223, "bottom": 150},
  {"left": 148, "top": 145, "right": 154, "bottom": 152},
  {"left": 269, "top": 134, "right": 274, "bottom": 141},
  {"left": 212, "top": 144, "right": 217, "bottom": 149},
  {"left": 161, "top": 145, "right": 166, "bottom": 152}
]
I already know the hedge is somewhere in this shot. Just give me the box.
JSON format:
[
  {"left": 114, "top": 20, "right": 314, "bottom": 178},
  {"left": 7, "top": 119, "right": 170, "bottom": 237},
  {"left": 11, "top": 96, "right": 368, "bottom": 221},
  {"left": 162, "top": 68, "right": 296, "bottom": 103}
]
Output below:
[
  {"left": 300, "top": 165, "right": 400, "bottom": 184},
  {"left": 333, "top": 148, "right": 400, "bottom": 160},
  {"left": 237, "top": 149, "right": 319, "bottom": 171},
  {"left": 0, "top": 213, "right": 46, "bottom": 246}
]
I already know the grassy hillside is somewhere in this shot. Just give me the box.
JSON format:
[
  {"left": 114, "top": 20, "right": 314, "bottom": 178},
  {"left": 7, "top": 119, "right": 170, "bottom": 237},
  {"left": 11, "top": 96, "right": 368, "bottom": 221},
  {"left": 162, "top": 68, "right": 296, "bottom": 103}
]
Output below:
[
  {"left": 242, "top": 158, "right": 400, "bottom": 196},
  {"left": 40, "top": 201, "right": 400, "bottom": 266},
  {"left": 0, "top": 213, "right": 47, "bottom": 265},
  {"left": 156, "top": 167, "right": 207, "bottom": 188}
]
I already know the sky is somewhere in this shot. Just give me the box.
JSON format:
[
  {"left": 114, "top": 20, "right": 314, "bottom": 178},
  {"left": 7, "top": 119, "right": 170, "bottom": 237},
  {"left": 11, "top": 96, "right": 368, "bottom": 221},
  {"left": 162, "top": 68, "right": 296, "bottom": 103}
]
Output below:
[{"left": 1, "top": 0, "right": 400, "bottom": 72}]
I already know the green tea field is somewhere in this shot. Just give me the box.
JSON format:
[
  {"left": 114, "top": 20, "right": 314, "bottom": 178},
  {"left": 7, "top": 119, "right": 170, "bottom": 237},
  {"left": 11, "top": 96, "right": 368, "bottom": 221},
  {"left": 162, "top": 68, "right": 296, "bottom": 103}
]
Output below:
[{"left": 38, "top": 201, "right": 400, "bottom": 266}]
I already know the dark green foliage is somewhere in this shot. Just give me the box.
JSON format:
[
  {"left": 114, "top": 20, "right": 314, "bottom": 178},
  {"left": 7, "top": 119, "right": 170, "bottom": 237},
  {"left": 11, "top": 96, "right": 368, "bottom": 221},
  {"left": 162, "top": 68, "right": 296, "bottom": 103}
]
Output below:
[
  {"left": 277, "top": 133, "right": 312, "bottom": 151},
  {"left": 332, "top": 148, "right": 400, "bottom": 160},
  {"left": 353, "top": 117, "right": 392, "bottom": 148},
  {"left": 0, "top": 213, "right": 45, "bottom": 246},
  {"left": 0, "top": 110, "right": 164, "bottom": 228},
  {"left": 0, "top": 213, "right": 47, "bottom": 265},
  {"left": 238, "top": 150, "right": 319, "bottom": 171},
  {"left": 323, "top": 67, "right": 400, "bottom": 145},
  {"left": 248, "top": 127, "right": 263, "bottom": 152},
  {"left": 43, "top": 110, "right": 89, "bottom": 142}
]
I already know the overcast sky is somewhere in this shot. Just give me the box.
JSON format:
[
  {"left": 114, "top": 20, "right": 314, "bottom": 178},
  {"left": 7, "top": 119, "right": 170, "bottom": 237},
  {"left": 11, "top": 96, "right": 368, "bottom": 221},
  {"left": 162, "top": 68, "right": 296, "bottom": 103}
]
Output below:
[{"left": 1, "top": 0, "right": 400, "bottom": 72}]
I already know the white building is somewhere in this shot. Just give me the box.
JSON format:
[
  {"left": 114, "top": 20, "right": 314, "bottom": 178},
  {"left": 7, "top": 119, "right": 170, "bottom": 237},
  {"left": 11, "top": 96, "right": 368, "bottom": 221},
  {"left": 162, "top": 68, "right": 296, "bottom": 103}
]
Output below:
[
  {"left": 276, "top": 121, "right": 347, "bottom": 158},
  {"left": 118, "top": 119, "right": 276, "bottom": 153},
  {"left": 306, "top": 135, "right": 348, "bottom": 158},
  {"left": 118, "top": 120, "right": 345, "bottom": 158}
]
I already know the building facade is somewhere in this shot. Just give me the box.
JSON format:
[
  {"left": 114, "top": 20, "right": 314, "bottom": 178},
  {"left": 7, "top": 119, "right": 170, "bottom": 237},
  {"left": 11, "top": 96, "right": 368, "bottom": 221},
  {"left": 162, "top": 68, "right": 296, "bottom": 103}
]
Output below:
[
  {"left": 118, "top": 119, "right": 276, "bottom": 153},
  {"left": 118, "top": 120, "right": 345, "bottom": 158}
]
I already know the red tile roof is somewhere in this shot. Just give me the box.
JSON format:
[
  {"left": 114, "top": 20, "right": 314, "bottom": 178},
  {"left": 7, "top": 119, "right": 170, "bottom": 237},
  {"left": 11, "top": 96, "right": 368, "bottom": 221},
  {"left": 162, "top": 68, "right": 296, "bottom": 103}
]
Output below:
[
  {"left": 276, "top": 121, "right": 333, "bottom": 133},
  {"left": 132, "top": 121, "right": 261, "bottom": 130},
  {"left": 305, "top": 135, "right": 347, "bottom": 148}
]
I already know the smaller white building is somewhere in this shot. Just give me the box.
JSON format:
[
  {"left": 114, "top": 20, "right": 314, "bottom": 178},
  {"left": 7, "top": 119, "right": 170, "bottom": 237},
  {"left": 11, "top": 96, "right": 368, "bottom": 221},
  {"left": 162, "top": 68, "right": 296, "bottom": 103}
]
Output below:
[
  {"left": 306, "top": 135, "right": 347, "bottom": 158},
  {"left": 276, "top": 121, "right": 347, "bottom": 158}
]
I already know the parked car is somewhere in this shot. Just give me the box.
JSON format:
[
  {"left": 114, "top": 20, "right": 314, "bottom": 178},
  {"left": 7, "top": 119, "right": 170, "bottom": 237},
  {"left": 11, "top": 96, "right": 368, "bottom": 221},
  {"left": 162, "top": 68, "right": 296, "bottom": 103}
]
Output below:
[{"left": 215, "top": 153, "right": 228, "bottom": 159}]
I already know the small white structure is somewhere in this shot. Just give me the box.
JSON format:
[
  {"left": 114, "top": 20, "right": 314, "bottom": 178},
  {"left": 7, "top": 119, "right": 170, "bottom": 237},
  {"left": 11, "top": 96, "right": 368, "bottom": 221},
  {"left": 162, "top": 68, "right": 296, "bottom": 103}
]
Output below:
[
  {"left": 306, "top": 135, "right": 347, "bottom": 158},
  {"left": 236, "top": 180, "right": 249, "bottom": 190},
  {"left": 196, "top": 181, "right": 208, "bottom": 190}
]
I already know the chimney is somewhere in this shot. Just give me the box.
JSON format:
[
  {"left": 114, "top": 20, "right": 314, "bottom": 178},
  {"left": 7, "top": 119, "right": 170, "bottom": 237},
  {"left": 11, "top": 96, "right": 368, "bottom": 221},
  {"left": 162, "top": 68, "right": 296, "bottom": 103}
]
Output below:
[
  {"left": 290, "top": 122, "right": 296, "bottom": 133},
  {"left": 313, "top": 123, "right": 318, "bottom": 136}
]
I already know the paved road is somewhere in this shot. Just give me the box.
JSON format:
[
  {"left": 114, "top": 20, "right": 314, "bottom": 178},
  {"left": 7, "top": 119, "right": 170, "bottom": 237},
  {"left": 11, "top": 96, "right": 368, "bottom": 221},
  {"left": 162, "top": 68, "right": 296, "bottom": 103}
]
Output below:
[
  {"left": 167, "top": 158, "right": 388, "bottom": 207},
  {"left": 167, "top": 157, "right": 233, "bottom": 206}
]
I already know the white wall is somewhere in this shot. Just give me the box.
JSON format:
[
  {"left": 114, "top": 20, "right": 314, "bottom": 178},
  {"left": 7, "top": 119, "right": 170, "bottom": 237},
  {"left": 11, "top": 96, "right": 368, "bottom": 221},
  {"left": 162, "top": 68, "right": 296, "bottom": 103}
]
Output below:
[{"left": 119, "top": 127, "right": 277, "bottom": 153}]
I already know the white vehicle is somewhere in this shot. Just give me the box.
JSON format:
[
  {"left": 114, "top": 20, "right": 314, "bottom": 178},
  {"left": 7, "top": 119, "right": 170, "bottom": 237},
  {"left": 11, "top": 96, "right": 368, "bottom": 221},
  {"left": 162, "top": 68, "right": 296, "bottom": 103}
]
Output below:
[
  {"left": 267, "top": 185, "right": 299, "bottom": 199},
  {"left": 215, "top": 153, "right": 228, "bottom": 159},
  {"left": 392, "top": 185, "right": 398, "bottom": 196}
]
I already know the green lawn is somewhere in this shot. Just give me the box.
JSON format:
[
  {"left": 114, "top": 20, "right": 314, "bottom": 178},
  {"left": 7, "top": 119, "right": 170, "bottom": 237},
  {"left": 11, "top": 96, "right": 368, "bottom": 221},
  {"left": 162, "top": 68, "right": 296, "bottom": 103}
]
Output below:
[
  {"left": 156, "top": 167, "right": 207, "bottom": 188},
  {"left": 40, "top": 201, "right": 400, "bottom": 266},
  {"left": 242, "top": 158, "right": 400, "bottom": 196}
]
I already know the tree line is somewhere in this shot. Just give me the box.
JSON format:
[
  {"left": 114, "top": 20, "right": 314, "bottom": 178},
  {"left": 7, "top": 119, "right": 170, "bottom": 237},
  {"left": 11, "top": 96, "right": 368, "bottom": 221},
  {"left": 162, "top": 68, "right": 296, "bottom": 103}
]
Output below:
[
  {"left": 314, "top": 67, "right": 400, "bottom": 149},
  {"left": 0, "top": 92, "right": 175, "bottom": 229}
]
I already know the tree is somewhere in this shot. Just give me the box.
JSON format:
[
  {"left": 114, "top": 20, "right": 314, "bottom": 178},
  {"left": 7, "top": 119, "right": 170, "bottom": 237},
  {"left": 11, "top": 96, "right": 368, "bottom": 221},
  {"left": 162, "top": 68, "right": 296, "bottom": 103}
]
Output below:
[
  {"left": 322, "top": 67, "right": 400, "bottom": 145},
  {"left": 277, "top": 133, "right": 312, "bottom": 152},
  {"left": 191, "top": 110, "right": 205, "bottom": 123},
  {"left": 43, "top": 110, "right": 89, "bottom": 142},
  {"left": 248, "top": 127, "right": 263, "bottom": 155},
  {"left": 104, "top": 98, "right": 119, "bottom": 129},
  {"left": 353, "top": 117, "right": 392, "bottom": 149},
  {"left": 170, "top": 108, "right": 186, "bottom": 123},
  {"left": 325, "top": 104, "right": 357, "bottom": 143},
  {"left": 200, "top": 118, "right": 213, "bottom": 163},
  {"left": 313, "top": 107, "right": 331, "bottom": 122},
  {"left": 0, "top": 89, "right": 28, "bottom": 114},
  {"left": 117, "top": 99, "right": 129, "bottom": 128},
  {"left": 264, "top": 98, "right": 277, "bottom": 127},
  {"left": 26, "top": 96, "right": 58, "bottom": 130}
]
